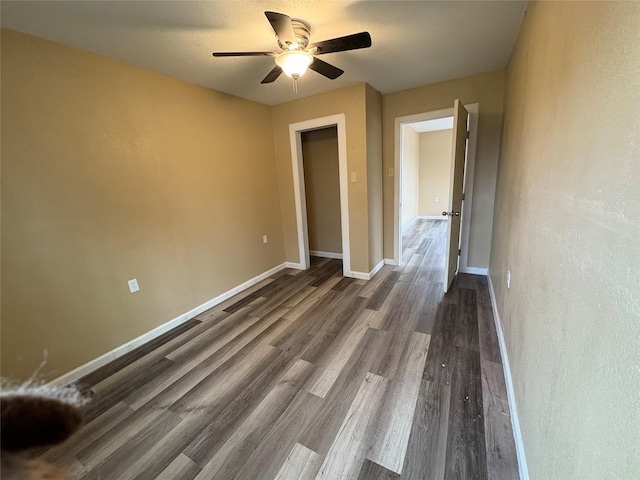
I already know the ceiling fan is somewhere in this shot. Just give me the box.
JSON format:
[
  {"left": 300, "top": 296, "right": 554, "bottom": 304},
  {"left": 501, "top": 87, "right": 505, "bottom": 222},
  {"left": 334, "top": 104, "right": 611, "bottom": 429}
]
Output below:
[{"left": 212, "top": 11, "right": 372, "bottom": 91}]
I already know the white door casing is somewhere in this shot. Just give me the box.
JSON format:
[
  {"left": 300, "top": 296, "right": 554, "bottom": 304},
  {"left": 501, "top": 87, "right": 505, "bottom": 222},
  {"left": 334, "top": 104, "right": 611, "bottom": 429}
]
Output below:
[
  {"left": 288, "top": 114, "right": 351, "bottom": 277},
  {"left": 393, "top": 103, "right": 479, "bottom": 270}
]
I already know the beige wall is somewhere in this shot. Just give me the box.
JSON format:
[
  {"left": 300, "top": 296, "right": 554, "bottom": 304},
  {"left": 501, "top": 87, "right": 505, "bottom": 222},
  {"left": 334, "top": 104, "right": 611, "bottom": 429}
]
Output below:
[
  {"left": 401, "top": 126, "right": 420, "bottom": 229},
  {"left": 365, "top": 84, "right": 383, "bottom": 270},
  {"left": 270, "top": 84, "right": 372, "bottom": 274},
  {"left": 0, "top": 30, "right": 285, "bottom": 381},
  {"left": 383, "top": 70, "right": 505, "bottom": 266},
  {"left": 418, "top": 129, "right": 452, "bottom": 216},
  {"left": 490, "top": 2, "right": 640, "bottom": 478},
  {"left": 301, "top": 127, "right": 341, "bottom": 254}
]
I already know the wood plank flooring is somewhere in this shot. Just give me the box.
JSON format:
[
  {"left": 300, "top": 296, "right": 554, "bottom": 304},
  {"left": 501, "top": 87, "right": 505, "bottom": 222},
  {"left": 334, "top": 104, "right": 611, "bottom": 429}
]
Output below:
[{"left": 42, "top": 219, "right": 519, "bottom": 479}]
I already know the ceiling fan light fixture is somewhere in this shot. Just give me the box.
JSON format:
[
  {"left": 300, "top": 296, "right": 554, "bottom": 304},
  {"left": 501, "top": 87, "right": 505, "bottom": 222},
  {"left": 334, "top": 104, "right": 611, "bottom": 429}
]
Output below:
[{"left": 276, "top": 50, "right": 313, "bottom": 78}]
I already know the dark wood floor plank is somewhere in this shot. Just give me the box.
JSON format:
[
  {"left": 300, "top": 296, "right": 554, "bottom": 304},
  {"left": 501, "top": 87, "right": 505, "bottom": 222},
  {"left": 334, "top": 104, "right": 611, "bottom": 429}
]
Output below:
[
  {"left": 190, "top": 359, "right": 316, "bottom": 478},
  {"left": 298, "top": 327, "right": 389, "bottom": 456},
  {"left": 77, "top": 319, "right": 201, "bottom": 389},
  {"left": 78, "top": 409, "right": 182, "bottom": 480},
  {"left": 332, "top": 276, "right": 354, "bottom": 291},
  {"left": 232, "top": 390, "right": 324, "bottom": 480},
  {"left": 368, "top": 331, "right": 431, "bottom": 474},
  {"left": 402, "top": 379, "right": 452, "bottom": 480},
  {"left": 482, "top": 360, "right": 519, "bottom": 480},
  {"left": 316, "top": 372, "right": 389, "bottom": 479},
  {"left": 273, "top": 442, "right": 323, "bottom": 479},
  {"left": 222, "top": 274, "right": 290, "bottom": 313},
  {"left": 367, "top": 270, "right": 402, "bottom": 311},
  {"left": 156, "top": 454, "right": 201, "bottom": 480},
  {"left": 83, "top": 357, "right": 174, "bottom": 422},
  {"left": 309, "top": 258, "right": 343, "bottom": 286},
  {"left": 75, "top": 403, "right": 173, "bottom": 470},
  {"left": 443, "top": 345, "right": 488, "bottom": 480},
  {"left": 475, "top": 276, "right": 503, "bottom": 365},
  {"left": 358, "top": 459, "right": 401, "bottom": 480},
  {"left": 123, "top": 311, "right": 287, "bottom": 410},
  {"left": 183, "top": 337, "right": 315, "bottom": 466},
  {"left": 453, "top": 288, "right": 480, "bottom": 352}
]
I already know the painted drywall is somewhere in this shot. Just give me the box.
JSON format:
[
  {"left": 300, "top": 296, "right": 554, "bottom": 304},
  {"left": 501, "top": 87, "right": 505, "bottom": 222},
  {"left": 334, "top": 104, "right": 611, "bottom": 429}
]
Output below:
[
  {"left": 401, "top": 126, "right": 420, "bottom": 229},
  {"left": 1, "top": 29, "right": 285, "bottom": 381},
  {"left": 383, "top": 70, "right": 505, "bottom": 267},
  {"left": 418, "top": 129, "right": 452, "bottom": 216},
  {"left": 365, "top": 84, "right": 383, "bottom": 270},
  {"left": 489, "top": 2, "right": 640, "bottom": 479},
  {"left": 301, "top": 127, "right": 342, "bottom": 254},
  {"left": 270, "top": 84, "right": 372, "bottom": 274}
]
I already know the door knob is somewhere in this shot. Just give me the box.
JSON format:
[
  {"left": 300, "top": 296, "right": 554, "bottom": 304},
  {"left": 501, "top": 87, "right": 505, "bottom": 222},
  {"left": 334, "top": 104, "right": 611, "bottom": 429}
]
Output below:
[{"left": 442, "top": 211, "right": 460, "bottom": 216}]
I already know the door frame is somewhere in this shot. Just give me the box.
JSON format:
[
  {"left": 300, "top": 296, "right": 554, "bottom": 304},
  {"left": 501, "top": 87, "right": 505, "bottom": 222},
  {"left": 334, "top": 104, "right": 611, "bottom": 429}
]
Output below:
[
  {"left": 393, "top": 103, "right": 479, "bottom": 269},
  {"left": 289, "top": 114, "right": 351, "bottom": 277}
]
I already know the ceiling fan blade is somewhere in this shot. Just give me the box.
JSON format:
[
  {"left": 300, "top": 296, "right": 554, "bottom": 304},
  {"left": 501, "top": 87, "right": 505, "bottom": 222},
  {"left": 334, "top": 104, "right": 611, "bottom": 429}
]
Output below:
[
  {"left": 261, "top": 66, "right": 283, "bottom": 84},
  {"left": 309, "top": 57, "right": 344, "bottom": 80},
  {"left": 265, "top": 11, "right": 297, "bottom": 46},
  {"left": 310, "top": 32, "right": 372, "bottom": 55},
  {"left": 213, "top": 52, "right": 276, "bottom": 57}
]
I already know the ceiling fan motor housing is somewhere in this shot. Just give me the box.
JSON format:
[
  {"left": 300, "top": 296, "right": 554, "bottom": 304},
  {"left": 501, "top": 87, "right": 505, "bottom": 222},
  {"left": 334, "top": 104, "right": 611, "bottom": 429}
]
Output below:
[{"left": 278, "top": 19, "right": 311, "bottom": 50}]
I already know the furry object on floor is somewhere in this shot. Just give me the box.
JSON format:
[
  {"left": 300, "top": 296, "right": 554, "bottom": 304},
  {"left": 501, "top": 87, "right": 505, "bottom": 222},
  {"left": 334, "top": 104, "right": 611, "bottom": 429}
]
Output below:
[{"left": 1, "top": 380, "right": 86, "bottom": 480}]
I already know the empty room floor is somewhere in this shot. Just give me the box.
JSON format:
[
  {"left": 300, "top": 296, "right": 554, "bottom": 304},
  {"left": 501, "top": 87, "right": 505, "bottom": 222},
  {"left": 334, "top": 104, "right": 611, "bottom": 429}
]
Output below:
[{"left": 39, "top": 219, "right": 519, "bottom": 479}]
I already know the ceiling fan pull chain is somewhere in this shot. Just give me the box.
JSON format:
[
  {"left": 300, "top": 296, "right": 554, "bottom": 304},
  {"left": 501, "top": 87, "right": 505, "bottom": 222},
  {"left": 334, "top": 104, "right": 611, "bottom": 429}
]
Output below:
[{"left": 292, "top": 76, "right": 298, "bottom": 94}]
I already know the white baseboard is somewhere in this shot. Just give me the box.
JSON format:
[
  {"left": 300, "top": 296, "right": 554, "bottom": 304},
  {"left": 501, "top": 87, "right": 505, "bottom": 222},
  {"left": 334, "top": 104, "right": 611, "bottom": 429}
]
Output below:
[
  {"left": 50, "top": 262, "right": 288, "bottom": 387},
  {"left": 309, "top": 250, "right": 343, "bottom": 260},
  {"left": 347, "top": 259, "right": 384, "bottom": 281},
  {"left": 418, "top": 215, "right": 446, "bottom": 220},
  {"left": 459, "top": 266, "right": 489, "bottom": 275},
  {"left": 487, "top": 272, "right": 530, "bottom": 480},
  {"left": 369, "top": 259, "right": 385, "bottom": 278},
  {"left": 384, "top": 258, "right": 398, "bottom": 266},
  {"left": 284, "top": 262, "right": 304, "bottom": 270}
]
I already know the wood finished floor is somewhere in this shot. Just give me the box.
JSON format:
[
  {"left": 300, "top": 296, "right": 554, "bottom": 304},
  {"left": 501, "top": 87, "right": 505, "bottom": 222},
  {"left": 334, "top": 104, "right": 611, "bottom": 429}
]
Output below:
[{"left": 41, "top": 219, "right": 519, "bottom": 480}]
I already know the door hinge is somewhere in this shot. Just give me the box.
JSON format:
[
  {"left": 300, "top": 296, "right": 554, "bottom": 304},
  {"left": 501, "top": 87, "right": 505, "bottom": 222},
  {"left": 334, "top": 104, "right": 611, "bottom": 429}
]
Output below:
[
  {"left": 466, "top": 130, "right": 470, "bottom": 139},
  {"left": 458, "top": 249, "right": 461, "bottom": 256}
]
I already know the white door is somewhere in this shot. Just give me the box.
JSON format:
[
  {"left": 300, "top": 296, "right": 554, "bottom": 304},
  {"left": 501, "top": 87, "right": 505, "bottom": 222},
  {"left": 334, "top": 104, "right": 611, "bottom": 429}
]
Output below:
[{"left": 443, "top": 99, "right": 468, "bottom": 292}]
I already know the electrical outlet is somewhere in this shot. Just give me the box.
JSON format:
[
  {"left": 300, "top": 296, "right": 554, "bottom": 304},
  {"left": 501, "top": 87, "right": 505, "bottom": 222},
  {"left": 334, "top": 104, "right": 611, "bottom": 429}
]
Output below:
[
  {"left": 435, "top": 196, "right": 439, "bottom": 203},
  {"left": 128, "top": 278, "right": 140, "bottom": 294},
  {"left": 263, "top": 235, "right": 268, "bottom": 244},
  {"left": 351, "top": 172, "right": 357, "bottom": 182},
  {"left": 388, "top": 168, "right": 394, "bottom": 177},
  {"left": 506, "top": 270, "right": 511, "bottom": 289}
]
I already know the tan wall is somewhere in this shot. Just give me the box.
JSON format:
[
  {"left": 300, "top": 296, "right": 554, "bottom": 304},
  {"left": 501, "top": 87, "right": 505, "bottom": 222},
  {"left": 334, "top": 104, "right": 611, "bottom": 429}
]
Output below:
[
  {"left": 301, "top": 127, "right": 341, "bottom": 254},
  {"left": 383, "top": 70, "right": 505, "bottom": 266},
  {"left": 490, "top": 2, "right": 640, "bottom": 478},
  {"left": 365, "top": 84, "right": 383, "bottom": 271},
  {"left": 418, "top": 129, "right": 452, "bottom": 216},
  {"left": 271, "top": 84, "right": 371, "bottom": 274},
  {"left": 0, "top": 30, "right": 285, "bottom": 381},
  {"left": 401, "top": 126, "right": 420, "bottom": 228}
]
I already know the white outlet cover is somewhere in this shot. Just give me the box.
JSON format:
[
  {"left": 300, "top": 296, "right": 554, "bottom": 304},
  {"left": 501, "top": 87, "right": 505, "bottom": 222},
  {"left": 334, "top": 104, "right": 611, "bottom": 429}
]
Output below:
[
  {"left": 350, "top": 172, "right": 357, "bottom": 182},
  {"left": 506, "top": 270, "right": 511, "bottom": 289},
  {"left": 128, "top": 278, "right": 140, "bottom": 293},
  {"left": 435, "top": 196, "right": 439, "bottom": 203},
  {"left": 263, "top": 235, "right": 268, "bottom": 244}
]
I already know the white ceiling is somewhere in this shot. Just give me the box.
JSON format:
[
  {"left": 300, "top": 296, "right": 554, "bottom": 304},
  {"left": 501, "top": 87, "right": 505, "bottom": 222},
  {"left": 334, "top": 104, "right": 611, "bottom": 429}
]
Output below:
[
  {"left": 0, "top": 1, "right": 527, "bottom": 106},
  {"left": 409, "top": 116, "right": 454, "bottom": 133}
]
